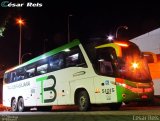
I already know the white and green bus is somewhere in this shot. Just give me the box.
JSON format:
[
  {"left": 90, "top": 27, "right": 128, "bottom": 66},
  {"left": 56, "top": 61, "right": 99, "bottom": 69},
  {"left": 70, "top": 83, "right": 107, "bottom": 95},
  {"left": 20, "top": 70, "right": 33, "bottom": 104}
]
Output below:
[{"left": 3, "top": 39, "right": 154, "bottom": 112}]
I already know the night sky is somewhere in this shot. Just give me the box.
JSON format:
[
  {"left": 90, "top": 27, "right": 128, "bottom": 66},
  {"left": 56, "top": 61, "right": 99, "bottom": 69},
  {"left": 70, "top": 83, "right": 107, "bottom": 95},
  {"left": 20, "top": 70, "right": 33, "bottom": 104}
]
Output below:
[{"left": 0, "top": 1, "right": 160, "bottom": 69}]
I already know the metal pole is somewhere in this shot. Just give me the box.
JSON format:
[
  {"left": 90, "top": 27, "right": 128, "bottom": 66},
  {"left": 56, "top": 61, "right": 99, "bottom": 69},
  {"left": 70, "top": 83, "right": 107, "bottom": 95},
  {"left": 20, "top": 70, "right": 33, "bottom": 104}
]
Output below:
[
  {"left": 116, "top": 26, "right": 128, "bottom": 38},
  {"left": 19, "top": 24, "right": 22, "bottom": 65},
  {"left": 115, "top": 26, "right": 120, "bottom": 39}
]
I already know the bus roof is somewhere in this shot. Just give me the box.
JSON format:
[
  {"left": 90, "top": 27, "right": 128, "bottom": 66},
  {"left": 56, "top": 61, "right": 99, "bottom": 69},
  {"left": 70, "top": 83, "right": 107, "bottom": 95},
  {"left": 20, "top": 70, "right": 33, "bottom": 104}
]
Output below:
[{"left": 5, "top": 39, "right": 80, "bottom": 73}]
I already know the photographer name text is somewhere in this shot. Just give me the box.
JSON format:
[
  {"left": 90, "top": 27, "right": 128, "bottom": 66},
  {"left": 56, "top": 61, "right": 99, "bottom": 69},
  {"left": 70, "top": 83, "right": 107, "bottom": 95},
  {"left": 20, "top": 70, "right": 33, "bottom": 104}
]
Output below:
[{"left": 1, "top": 1, "right": 43, "bottom": 7}]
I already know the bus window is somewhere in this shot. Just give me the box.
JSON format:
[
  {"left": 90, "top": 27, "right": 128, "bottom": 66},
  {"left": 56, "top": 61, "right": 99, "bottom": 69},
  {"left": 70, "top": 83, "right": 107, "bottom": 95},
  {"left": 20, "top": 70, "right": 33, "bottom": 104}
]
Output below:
[
  {"left": 3, "top": 73, "right": 11, "bottom": 84},
  {"left": 37, "top": 64, "right": 48, "bottom": 75},
  {"left": 16, "top": 68, "right": 25, "bottom": 81},
  {"left": 49, "top": 53, "right": 64, "bottom": 71},
  {"left": 65, "top": 46, "right": 87, "bottom": 67},
  {"left": 66, "top": 53, "right": 79, "bottom": 67},
  {"left": 25, "top": 64, "right": 36, "bottom": 78},
  {"left": 3, "top": 73, "right": 8, "bottom": 84},
  {"left": 11, "top": 71, "right": 17, "bottom": 82},
  {"left": 26, "top": 68, "right": 35, "bottom": 78},
  {"left": 36, "top": 59, "right": 49, "bottom": 75},
  {"left": 99, "top": 60, "right": 113, "bottom": 75},
  {"left": 118, "top": 46, "right": 152, "bottom": 83},
  {"left": 96, "top": 47, "right": 117, "bottom": 76}
]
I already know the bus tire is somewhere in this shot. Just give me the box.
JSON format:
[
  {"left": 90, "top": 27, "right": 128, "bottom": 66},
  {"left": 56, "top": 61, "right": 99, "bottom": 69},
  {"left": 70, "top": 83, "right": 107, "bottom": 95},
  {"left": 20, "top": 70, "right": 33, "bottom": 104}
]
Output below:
[
  {"left": 11, "top": 98, "right": 18, "bottom": 112},
  {"left": 77, "top": 90, "right": 90, "bottom": 111},
  {"left": 17, "top": 97, "right": 25, "bottom": 112},
  {"left": 109, "top": 102, "right": 122, "bottom": 110}
]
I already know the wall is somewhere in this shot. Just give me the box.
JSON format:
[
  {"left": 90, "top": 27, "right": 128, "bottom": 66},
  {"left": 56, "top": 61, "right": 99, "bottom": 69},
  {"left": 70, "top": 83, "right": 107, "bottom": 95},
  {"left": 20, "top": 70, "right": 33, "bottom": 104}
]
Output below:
[{"left": 130, "top": 28, "right": 160, "bottom": 54}]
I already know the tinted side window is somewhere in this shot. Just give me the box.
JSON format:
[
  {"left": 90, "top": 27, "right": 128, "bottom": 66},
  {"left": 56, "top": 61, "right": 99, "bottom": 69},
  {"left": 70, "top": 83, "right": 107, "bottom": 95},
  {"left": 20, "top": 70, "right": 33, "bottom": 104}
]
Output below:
[
  {"left": 4, "top": 73, "right": 11, "bottom": 84},
  {"left": 24, "top": 63, "right": 36, "bottom": 78},
  {"left": 36, "top": 58, "right": 49, "bottom": 75},
  {"left": 49, "top": 53, "right": 64, "bottom": 72},
  {"left": 16, "top": 68, "right": 25, "bottom": 81},
  {"left": 5, "top": 68, "right": 26, "bottom": 82},
  {"left": 96, "top": 47, "right": 117, "bottom": 76},
  {"left": 4, "top": 68, "right": 26, "bottom": 83},
  {"left": 10, "top": 71, "right": 17, "bottom": 83},
  {"left": 65, "top": 46, "right": 87, "bottom": 67},
  {"left": 3, "top": 73, "right": 8, "bottom": 84}
]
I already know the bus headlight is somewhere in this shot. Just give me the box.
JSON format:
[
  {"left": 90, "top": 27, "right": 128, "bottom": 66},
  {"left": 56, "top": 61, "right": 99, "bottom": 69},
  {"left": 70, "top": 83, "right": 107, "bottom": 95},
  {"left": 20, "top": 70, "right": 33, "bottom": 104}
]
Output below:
[{"left": 131, "top": 62, "right": 139, "bottom": 69}]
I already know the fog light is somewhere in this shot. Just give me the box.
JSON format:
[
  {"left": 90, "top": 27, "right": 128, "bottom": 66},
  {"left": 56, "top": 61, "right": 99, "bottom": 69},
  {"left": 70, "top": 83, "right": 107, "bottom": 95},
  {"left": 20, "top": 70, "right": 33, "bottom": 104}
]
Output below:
[{"left": 122, "top": 94, "right": 126, "bottom": 98}]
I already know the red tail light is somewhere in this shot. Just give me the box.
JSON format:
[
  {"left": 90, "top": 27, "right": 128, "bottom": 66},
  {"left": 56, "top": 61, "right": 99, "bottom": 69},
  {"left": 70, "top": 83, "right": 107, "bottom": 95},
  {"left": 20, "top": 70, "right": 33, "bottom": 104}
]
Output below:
[{"left": 114, "top": 42, "right": 129, "bottom": 47}]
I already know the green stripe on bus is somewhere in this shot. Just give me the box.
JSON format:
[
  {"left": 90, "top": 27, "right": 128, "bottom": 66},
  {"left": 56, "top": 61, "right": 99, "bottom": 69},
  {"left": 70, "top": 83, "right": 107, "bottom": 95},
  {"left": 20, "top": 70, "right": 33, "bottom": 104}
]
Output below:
[
  {"left": 36, "top": 76, "right": 48, "bottom": 103},
  {"left": 95, "top": 43, "right": 122, "bottom": 57}
]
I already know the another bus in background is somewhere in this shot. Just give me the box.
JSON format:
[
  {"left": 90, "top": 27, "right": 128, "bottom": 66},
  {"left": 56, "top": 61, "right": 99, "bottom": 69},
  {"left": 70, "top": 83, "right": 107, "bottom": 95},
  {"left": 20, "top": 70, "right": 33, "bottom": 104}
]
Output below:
[{"left": 143, "top": 52, "right": 160, "bottom": 96}]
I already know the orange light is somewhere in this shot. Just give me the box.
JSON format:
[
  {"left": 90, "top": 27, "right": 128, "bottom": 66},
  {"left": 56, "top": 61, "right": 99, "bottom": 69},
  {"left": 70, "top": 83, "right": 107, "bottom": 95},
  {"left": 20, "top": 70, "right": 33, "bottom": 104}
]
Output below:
[
  {"left": 132, "top": 62, "right": 139, "bottom": 69},
  {"left": 115, "top": 78, "right": 124, "bottom": 83},
  {"left": 95, "top": 88, "right": 100, "bottom": 93},
  {"left": 114, "top": 42, "right": 128, "bottom": 47},
  {"left": 16, "top": 18, "right": 25, "bottom": 26}
]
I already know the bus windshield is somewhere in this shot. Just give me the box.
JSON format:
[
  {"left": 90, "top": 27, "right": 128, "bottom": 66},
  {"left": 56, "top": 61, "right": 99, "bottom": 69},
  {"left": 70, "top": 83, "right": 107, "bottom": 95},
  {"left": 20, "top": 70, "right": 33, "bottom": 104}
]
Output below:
[{"left": 95, "top": 43, "right": 152, "bottom": 83}]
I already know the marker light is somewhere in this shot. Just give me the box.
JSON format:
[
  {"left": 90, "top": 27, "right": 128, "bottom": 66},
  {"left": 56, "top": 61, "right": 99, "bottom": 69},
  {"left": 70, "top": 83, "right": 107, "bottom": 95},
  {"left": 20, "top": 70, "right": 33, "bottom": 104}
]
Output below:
[
  {"left": 114, "top": 42, "right": 129, "bottom": 47},
  {"left": 95, "top": 88, "right": 100, "bottom": 93},
  {"left": 63, "top": 48, "right": 70, "bottom": 52}
]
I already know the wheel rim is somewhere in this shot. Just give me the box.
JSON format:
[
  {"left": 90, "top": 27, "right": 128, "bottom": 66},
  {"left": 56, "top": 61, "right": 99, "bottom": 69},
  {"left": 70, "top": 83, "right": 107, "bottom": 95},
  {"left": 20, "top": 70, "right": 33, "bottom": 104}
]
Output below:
[
  {"left": 18, "top": 99, "right": 24, "bottom": 111},
  {"left": 80, "top": 96, "right": 86, "bottom": 108},
  {"left": 12, "top": 100, "right": 17, "bottom": 111},
  {"left": 19, "top": 101, "right": 23, "bottom": 110}
]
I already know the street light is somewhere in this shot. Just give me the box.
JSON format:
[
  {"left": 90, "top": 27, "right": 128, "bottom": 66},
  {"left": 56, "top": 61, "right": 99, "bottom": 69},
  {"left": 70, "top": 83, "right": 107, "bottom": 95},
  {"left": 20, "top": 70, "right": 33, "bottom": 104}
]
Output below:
[
  {"left": 115, "top": 25, "right": 128, "bottom": 38},
  {"left": 67, "top": 14, "right": 72, "bottom": 43},
  {"left": 107, "top": 35, "right": 114, "bottom": 41},
  {"left": 16, "top": 17, "right": 25, "bottom": 65},
  {"left": 21, "top": 53, "right": 32, "bottom": 63}
]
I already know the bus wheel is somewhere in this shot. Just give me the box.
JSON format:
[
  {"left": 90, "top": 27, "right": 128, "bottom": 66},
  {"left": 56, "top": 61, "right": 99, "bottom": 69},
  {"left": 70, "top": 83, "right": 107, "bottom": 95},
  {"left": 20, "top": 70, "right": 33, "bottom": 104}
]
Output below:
[
  {"left": 109, "top": 102, "right": 122, "bottom": 110},
  {"left": 17, "top": 97, "right": 25, "bottom": 112},
  {"left": 77, "top": 90, "right": 90, "bottom": 111},
  {"left": 11, "top": 98, "right": 18, "bottom": 112}
]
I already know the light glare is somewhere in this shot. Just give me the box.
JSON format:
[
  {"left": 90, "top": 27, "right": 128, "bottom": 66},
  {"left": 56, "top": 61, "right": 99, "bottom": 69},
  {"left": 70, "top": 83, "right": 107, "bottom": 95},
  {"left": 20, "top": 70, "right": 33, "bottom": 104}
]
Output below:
[
  {"left": 107, "top": 35, "right": 113, "bottom": 41},
  {"left": 16, "top": 18, "right": 25, "bottom": 25},
  {"left": 132, "top": 62, "right": 139, "bottom": 69}
]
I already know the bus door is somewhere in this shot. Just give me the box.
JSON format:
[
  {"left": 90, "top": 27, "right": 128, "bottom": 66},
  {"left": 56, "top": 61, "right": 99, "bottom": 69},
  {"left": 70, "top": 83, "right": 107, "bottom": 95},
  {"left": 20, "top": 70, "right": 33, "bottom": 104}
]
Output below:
[
  {"left": 94, "top": 72, "right": 117, "bottom": 103},
  {"left": 93, "top": 47, "right": 118, "bottom": 103}
]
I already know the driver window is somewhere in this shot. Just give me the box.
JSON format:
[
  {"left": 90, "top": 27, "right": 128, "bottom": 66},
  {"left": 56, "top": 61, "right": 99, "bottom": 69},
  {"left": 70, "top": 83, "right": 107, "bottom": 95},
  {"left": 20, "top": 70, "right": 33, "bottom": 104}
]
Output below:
[{"left": 96, "top": 47, "right": 117, "bottom": 76}]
